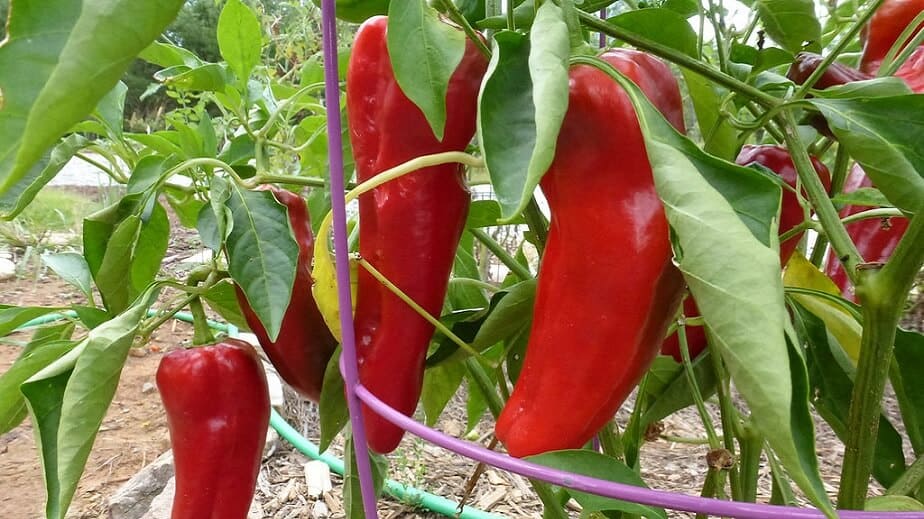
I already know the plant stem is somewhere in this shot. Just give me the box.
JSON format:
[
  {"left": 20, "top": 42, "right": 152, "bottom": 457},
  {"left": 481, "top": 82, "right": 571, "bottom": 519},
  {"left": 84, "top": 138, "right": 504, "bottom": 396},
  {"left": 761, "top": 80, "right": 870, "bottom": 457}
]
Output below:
[
  {"left": 357, "top": 259, "right": 489, "bottom": 363},
  {"left": 470, "top": 228, "right": 533, "bottom": 280},
  {"left": 738, "top": 426, "right": 763, "bottom": 503},
  {"left": 575, "top": 10, "right": 780, "bottom": 108},
  {"left": 839, "top": 212, "right": 924, "bottom": 509},
  {"left": 598, "top": 419, "right": 623, "bottom": 459},
  {"left": 777, "top": 111, "right": 862, "bottom": 286},
  {"left": 678, "top": 316, "right": 722, "bottom": 449},
  {"left": 438, "top": 0, "right": 492, "bottom": 58}
]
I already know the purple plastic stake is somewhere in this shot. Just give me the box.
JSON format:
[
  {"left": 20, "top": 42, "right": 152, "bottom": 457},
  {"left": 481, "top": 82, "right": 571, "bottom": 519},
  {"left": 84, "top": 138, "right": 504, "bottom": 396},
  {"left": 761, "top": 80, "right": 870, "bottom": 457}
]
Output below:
[
  {"left": 599, "top": 8, "right": 606, "bottom": 48},
  {"left": 356, "top": 386, "right": 924, "bottom": 519},
  {"left": 318, "top": 2, "right": 379, "bottom": 518}
]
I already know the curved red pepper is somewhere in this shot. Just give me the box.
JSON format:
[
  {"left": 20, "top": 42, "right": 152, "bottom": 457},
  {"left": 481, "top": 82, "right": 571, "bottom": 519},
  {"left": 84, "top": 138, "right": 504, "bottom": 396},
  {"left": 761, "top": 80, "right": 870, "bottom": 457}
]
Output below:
[
  {"left": 346, "top": 16, "right": 488, "bottom": 454},
  {"left": 661, "top": 146, "right": 831, "bottom": 362},
  {"left": 495, "top": 49, "right": 686, "bottom": 457},
  {"left": 860, "top": 0, "right": 924, "bottom": 74},
  {"left": 235, "top": 187, "right": 337, "bottom": 402},
  {"left": 156, "top": 338, "right": 270, "bottom": 519}
]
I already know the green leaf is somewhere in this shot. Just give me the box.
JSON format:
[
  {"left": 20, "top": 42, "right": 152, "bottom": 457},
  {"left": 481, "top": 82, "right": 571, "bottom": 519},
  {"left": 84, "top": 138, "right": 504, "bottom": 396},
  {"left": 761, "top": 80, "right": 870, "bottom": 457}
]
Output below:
[
  {"left": 217, "top": 0, "right": 263, "bottom": 83},
  {"left": 126, "top": 155, "right": 171, "bottom": 196},
  {"left": 608, "top": 9, "right": 698, "bottom": 57},
  {"left": 790, "top": 303, "right": 906, "bottom": 487},
  {"left": 224, "top": 184, "right": 298, "bottom": 342},
  {"left": 831, "top": 187, "right": 892, "bottom": 208},
  {"left": 448, "top": 232, "right": 489, "bottom": 310},
  {"left": 93, "top": 81, "right": 127, "bottom": 139},
  {"left": 809, "top": 95, "right": 924, "bottom": 213},
  {"left": 526, "top": 450, "right": 668, "bottom": 519},
  {"left": 866, "top": 496, "right": 924, "bottom": 511},
  {"left": 164, "top": 185, "right": 204, "bottom": 229},
  {"left": 138, "top": 41, "right": 202, "bottom": 68},
  {"left": 421, "top": 360, "right": 466, "bottom": 426},
  {"left": 201, "top": 280, "right": 251, "bottom": 333},
  {"left": 41, "top": 253, "right": 93, "bottom": 300},
  {"left": 812, "top": 77, "right": 912, "bottom": 99},
  {"left": 95, "top": 216, "right": 142, "bottom": 314},
  {"left": 681, "top": 71, "right": 738, "bottom": 161},
  {"left": 471, "top": 279, "right": 536, "bottom": 351},
  {"left": 0, "top": 339, "right": 76, "bottom": 435},
  {"left": 0, "top": 134, "right": 88, "bottom": 220},
  {"left": 0, "top": 306, "right": 66, "bottom": 339},
  {"left": 131, "top": 202, "right": 169, "bottom": 293},
  {"left": 465, "top": 371, "right": 490, "bottom": 433},
  {"left": 642, "top": 353, "right": 718, "bottom": 425},
  {"left": 754, "top": 0, "right": 821, "bottom": 53},
  {"left": 0, "top": 0, "right": 185, "bottom": 196},
  {"left": 22, "top": 288, "right": 159, "bottom": 519},
  {"left": 319, "top": 348, "right": 349, "bottom": 453},
  {"left": 478, "top": 2, "right": 569, "bottom": 222},
  {"left": 587, "top": 58, "right": 834, "bottom": 516},
  {"left": 387, "top": 0, "right": 466, "bottom": 141},
  {"left": 163, "top": 63, "right": 232, "bottom": 93},
  {"left": 892, "top": 329, "right": 924, "bottom": 455}
]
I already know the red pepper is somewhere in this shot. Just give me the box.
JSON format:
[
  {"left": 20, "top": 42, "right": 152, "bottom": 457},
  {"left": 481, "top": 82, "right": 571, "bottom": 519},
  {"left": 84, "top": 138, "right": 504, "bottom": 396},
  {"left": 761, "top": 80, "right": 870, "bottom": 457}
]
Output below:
[
  {"left": 825, "top": 165, "right": 910, "bottom": 302},
  {"left": 494, "top": 49, "right": 686, "bottom": 457},
  {"left": 661, "top": 146, "right": 831, "bottom": 362},
  {"left": 859, "top": 0, "right": 924, "bottom": 74},
  {"left": 787, "top": 53, "right": 874, "bottom": 88},
  {"left": 234, "top": 187, "right": 337, "bottom": 402},
  {"left": 156, "top": 338, "right": 270, "bottom": 519},
  {"left": 346, "top": 16, "right": 488, "bottom": 454},
  {"left": 895, "top": 46, "right": 924, "bottom": 92}
]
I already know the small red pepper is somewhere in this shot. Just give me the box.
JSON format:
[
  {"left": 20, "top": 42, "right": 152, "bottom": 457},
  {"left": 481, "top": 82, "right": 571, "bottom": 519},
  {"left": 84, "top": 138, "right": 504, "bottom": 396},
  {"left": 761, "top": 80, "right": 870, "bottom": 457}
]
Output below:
[
  {"left": 787, "top": 53, "right": 874, "bottom": 88},
  {"left": 495, "top": 49, "right": 686, "bottom": 457},
  {"left": 235, "top": 187, "right": 337, "bottom": 402},
  {"left": 156, "top": 338, "right": 270, "bottom": 519},
  {"left": 347, "top": 16, "right": 488, "bottom": 454},
  {"left": 661, "top": 146, "right": 831, "bottom": 362}
]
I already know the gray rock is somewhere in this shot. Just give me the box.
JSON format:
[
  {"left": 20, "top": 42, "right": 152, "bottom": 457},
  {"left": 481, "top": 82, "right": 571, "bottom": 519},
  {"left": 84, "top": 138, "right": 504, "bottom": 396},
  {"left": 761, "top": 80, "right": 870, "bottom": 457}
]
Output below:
[
  {"left": 0, "top": 258, "right": 16, "bottom": 281},
  {"left": 107, "top": 451, "right": 174, "bottom": 519}
]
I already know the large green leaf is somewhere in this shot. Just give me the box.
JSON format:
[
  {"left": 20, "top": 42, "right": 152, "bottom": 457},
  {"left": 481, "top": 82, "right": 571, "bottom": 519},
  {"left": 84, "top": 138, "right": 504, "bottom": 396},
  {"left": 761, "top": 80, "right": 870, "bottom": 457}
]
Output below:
[
  {"left": 0, "top": 134, "right": 88, "bottom": 220},
  {"left": 0, "top": 306, "right": 67, "bottom": 339},
  {"left": 318, "top": 348, "right": 348, "bottom": 453},
  {"left": 41, "top": 253, "right": 94, "bottom": 301},
  {"left": 0, "top": 0, "right": 185, "bottom": 195},
  {"left": 681, "top": 71, "right": 738, "bottom": 160},
  {"left": 641, "top": 353, "right": 718, "bottom": 425},
  {"left": 22, "top": 288, "right": 159, "bottom": 519},
  {"left": 217, "top": 0, "right": 262, "bottom": 83},
  {"left": 583, "top": 57, "right": 834, "bottom": 516},
  {"left": 527, "top": 450, "right": 668, "bottom": 519},
  {"left": 201, "top": 280, "right": 251, "bottom": 333},
  {"left": 478, "top": 2, "right": 569, "bottom": 222},
  {"left": 387, "top": 0, "right": 466, "bottom": 141},
  {"left": 809, "top": 95, "right": 924, "bottom": 214},
  {"left": 225, "top": 184, "right": 298, "bottom": 342},
  {"left": 421, "top": 360, "right": 466, "bottom": 426},
  {"left": 608, "top": 8, "right": 698, "bottom": 57},
  {"left": 0, "top": 339, "right": 76, "bottom": 435},
  {"left": 754, "top": 0, "right": 821, "bottom": 53}
]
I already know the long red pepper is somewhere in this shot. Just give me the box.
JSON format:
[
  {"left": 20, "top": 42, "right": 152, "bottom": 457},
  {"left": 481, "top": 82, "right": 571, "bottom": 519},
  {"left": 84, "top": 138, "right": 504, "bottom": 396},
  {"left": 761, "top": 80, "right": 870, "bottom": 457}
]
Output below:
[
  {"left": 346, "top": 16, "right": 488, "bottom": 454},
  {"left": 235, "top": 187, "right": 337, "bottom": 402},
  {"left": 495, "top": 49, "right": 686, "bottom": 457},
  {"left": 156, "top": 338, "right": 270, "bottom": 519},
  {"left": 661, "top": 146, "right": 831, "bottom": 362}
]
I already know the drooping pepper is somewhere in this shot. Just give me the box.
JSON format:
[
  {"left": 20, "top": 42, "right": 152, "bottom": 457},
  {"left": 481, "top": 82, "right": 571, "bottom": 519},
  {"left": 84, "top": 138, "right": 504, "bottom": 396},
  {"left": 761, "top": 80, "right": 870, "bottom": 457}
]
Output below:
[
  {"left": 156, "top": 338, "right": 270, "bottom": 519},
  {"left": 494, "top": 49, "right": 686, "bottom": 458},
  {"left": 234, "top": 187, "right": 337, "bottom": 402},
  {"left": 661, "top": 146, "right": 831, "bottom": 362},
  {"left": 347, "top": 16, "right": 488, "bottom": 454}
]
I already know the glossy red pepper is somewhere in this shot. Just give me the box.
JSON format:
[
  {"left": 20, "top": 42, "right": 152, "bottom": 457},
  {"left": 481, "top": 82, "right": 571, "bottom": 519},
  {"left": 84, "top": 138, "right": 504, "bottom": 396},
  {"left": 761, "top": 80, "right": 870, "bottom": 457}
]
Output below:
[
  {"left": 494, "top": 49, "right": 686, "bottom": 457},
  {"left": 234, "top": 187, "right": 337, "bottom": 402},
  {"left": 859, "top": 0, "right": 924, "bottom": 74},
  {"left": 156, "top": 339, "right": 270, "bottom": 519},
  {"left": 825, "top": 165, "right": 910, "bottom": 302},
  {"left": 661, "top": 146, "right": 831, "bottom": 362},
  {"left": 347, "top": 16, "right": 488, "bottom": 454},
  {"left": 787, "top": 53, "right": 874, "bottom": 88}
]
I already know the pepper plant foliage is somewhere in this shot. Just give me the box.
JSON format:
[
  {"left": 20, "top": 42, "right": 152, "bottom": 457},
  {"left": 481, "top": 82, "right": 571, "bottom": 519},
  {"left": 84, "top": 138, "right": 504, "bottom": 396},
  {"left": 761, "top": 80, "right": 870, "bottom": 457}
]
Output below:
[{"left": 0, "top": 0, "right": 922, "bottom": 517}]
